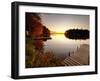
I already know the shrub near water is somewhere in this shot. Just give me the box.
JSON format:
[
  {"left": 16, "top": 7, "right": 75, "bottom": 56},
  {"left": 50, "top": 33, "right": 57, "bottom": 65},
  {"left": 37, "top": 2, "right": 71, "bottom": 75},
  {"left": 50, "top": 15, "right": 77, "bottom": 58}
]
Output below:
[{"left": 26, "top": 37, "right": 63, "bottom": 68}]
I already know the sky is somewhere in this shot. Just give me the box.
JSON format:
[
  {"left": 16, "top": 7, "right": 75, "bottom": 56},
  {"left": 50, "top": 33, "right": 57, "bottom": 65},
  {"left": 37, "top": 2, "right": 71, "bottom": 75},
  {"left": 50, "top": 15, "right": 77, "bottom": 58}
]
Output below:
[{"left": 40, "top": 13, "right": 89, "bottom": 33}]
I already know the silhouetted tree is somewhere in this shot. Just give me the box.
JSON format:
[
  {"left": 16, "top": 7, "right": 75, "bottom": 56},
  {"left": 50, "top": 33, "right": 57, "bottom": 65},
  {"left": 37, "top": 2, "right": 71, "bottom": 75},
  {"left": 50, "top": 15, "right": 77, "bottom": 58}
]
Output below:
[{"left": 65, "top": 29, "right": 89, "bottom": 40}]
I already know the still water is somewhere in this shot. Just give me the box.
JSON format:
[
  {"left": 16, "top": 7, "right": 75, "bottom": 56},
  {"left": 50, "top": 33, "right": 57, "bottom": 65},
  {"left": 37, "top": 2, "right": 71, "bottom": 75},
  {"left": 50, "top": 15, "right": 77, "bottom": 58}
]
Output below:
[{"left": 44, "top": 34, "right": 89, "bottom": 58}]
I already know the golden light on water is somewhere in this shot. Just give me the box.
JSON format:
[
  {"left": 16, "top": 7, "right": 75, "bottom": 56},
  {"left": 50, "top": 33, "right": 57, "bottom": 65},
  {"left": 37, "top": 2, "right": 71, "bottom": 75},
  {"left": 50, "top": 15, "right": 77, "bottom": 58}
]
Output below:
[
  {"left": 40, "top": 13, "right": 89, "bottom": 45},
  {"left": 51, "top": 34, "right": 65, "bottom": 38},
  {"left": 51, "top": 33, "right": 89, "bottom": 45}
]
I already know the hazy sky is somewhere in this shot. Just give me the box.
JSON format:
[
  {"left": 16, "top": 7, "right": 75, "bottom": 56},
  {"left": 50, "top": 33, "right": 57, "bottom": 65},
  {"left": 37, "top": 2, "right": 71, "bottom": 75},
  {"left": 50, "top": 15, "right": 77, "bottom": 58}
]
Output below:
[{"left": 40, "top": 13, "right": 89, "bottom": 33}]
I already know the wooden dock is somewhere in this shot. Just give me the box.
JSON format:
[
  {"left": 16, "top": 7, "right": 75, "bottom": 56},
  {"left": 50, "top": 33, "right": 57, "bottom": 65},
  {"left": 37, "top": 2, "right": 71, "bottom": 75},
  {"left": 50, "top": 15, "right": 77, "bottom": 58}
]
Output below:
[{"left": 62, "top": 44, "right": 89, "bottom": 66}]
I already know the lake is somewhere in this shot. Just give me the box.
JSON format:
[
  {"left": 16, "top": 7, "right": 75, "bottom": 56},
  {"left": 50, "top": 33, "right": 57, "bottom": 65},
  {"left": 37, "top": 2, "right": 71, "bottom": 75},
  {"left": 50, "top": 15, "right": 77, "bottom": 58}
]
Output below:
[{"left": 44, "top": 34, "right": 89, "bottom": 59}]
